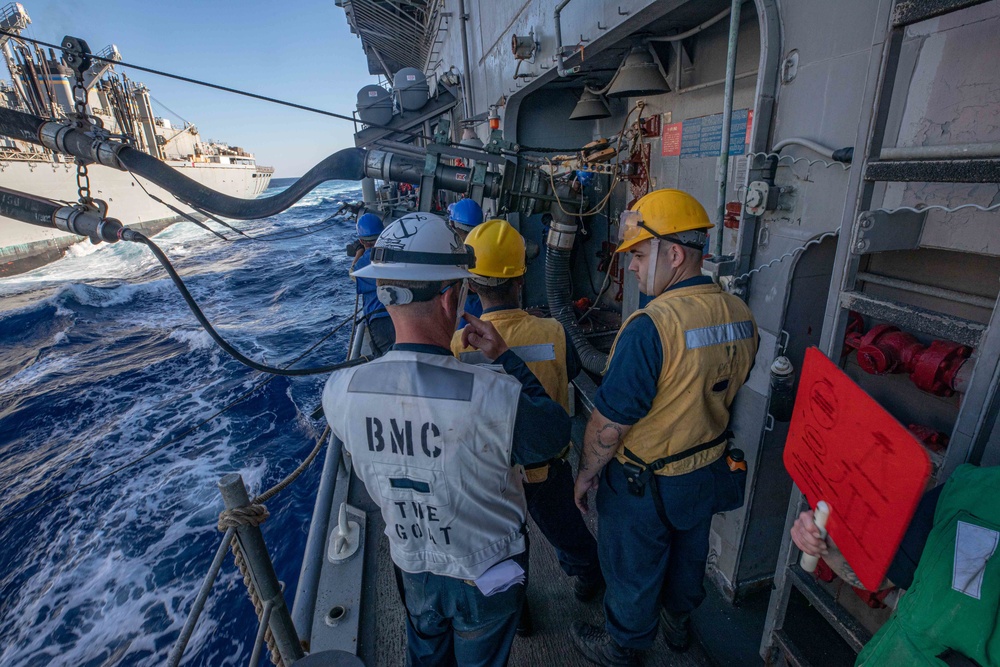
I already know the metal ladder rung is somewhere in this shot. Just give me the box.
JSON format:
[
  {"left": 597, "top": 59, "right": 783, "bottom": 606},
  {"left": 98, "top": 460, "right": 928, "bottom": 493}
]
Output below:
[
  {"left": 865, "top": 158, "right": 1000, "bottom": 183},
  {"left": 839, "top": 291, "right": 986, "bottom": 348},
  {"left": 771, "top": 628, "right": 815, "bottom": 667},
  {"left": 786, "top": 566, "right": 872, "bottom": 654}
]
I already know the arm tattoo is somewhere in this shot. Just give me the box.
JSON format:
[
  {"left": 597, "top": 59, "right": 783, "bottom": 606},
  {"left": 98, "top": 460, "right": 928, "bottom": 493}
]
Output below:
[
  {"left": 596, "top": 423, "right": 624, "bottom": 450},
  {"left": 838, "top": 562, "right": 864, "bottom": 589}
]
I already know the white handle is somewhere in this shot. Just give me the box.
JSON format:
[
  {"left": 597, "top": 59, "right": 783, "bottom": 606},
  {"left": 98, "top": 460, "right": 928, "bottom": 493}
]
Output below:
[{"left": 799, "top": 500, "right": 830, "bottom": 573}]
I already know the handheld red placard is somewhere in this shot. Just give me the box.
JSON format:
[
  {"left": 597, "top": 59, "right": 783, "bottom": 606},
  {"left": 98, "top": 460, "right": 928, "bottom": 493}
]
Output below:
[{"left": 784, "top": 347, "right": 931, "bottom": 590}]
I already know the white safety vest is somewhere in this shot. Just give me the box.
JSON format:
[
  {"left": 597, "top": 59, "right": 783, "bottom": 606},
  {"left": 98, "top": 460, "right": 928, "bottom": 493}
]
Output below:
[{"left": 322, "top": 350, "right": 526, "bottom": 579}]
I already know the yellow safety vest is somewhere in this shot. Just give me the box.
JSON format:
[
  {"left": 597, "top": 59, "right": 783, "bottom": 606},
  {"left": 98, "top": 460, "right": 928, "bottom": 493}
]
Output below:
[
  {"left": 608, "top": 283, "right": 758, "bottom": 476},
  {"left": 451, "top": 308, "right": 570, "bottom": 412}
]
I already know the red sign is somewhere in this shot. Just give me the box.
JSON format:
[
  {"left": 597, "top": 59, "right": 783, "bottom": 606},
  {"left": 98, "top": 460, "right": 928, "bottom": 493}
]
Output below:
[
  {"left": 784, "top": 347, "right": 931, "bottom": 590},
  {"left": 661, "top": 121, "right": 682, "bottom": 157},
  {"left": 745, "top": 109, "right": 753, "bottom": 146}
]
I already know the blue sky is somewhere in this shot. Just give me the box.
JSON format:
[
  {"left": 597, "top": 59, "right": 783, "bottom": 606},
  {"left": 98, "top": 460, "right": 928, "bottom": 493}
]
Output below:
[{"left": 12, "top": 0, "right": 378, "bottom": 176}]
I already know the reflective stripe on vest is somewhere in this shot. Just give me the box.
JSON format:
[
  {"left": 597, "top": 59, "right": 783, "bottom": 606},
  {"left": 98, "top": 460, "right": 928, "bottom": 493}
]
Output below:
[
  {"left": 608, "top": 283, "right": 758, "bottom": 476},
  {"left": 322, "top": 350, "right": 526, "bottom": 579},
  {"left": 856, "top": 464, "right": 1000, "bottom": 667},
  {"left": 452, "top": 309, "right": 570, "bottom": 411}
]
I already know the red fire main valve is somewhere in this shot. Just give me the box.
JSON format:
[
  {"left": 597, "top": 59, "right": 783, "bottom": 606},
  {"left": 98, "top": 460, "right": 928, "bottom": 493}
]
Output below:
[{"left": 844, "top": 323, "right": 971, "bottom": 396}]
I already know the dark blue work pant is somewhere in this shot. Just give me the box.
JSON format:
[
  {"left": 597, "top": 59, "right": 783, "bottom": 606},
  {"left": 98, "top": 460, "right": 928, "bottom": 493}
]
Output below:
[
  {"left": 399, "top": 551, "right": 527, "bottom": 667},
  {"left": 524, "top": 458, "right": 601, "bottom": 580},
  {"left": 597, "top": 457, "right": 733, "bottom": 650}
]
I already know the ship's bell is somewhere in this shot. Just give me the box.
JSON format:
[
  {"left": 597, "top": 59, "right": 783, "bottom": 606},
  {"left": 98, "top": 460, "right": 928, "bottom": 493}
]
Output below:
[
  {"left": 569, "top": 88, "right": 611, "bottom": 121},
  {"left": 607, "top": 45, "right": 670, "bottom": 98}
]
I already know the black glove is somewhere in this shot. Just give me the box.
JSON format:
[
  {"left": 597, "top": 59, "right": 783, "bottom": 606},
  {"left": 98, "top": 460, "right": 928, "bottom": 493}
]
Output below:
[{"left": 345, "top": 239, "right": 362, "bottom": 257}]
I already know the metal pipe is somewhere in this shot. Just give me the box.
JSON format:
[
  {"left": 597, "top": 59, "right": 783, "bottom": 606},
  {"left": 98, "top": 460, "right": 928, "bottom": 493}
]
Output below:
[
  {"left": 248, "top": 600, "right": 276, "bottom": 667},
  {"left": 880, "top": 142, "right": 1000, "bottom": 161},
  {"left": 554, "top": 0, "right": 581, "bottom": 77},
  {"left": 166, "top": 527, "right": 236, "bottom": 667},
  {"left": 772, "top": 137, "right": 836, "bottom": 160},
  {"left": 364, "top": 149, "right": 502, "bottom": 198},
  {"left": 361, "top": 177, "right": 377, "bottom": 205},
  {"left": 678, "top": 69, "right": 757, "bottom": 95},
  {"left": 290, "top": 433, "right": 344, "bottom": 641},
  {"left": 715, "top": 0, "right": 743, "bottom": 256},
  {"left": 856, "top": 271, "right": 996, "bottom": 310},
  {"left": 650, "top": 6, "right": 734, "bottom": 42},
  {"left": 459, "top": 0, "right": 474, "bottom": 118},
  {"left": 218, "top": 473, "right": 304, "bottom": 665}
]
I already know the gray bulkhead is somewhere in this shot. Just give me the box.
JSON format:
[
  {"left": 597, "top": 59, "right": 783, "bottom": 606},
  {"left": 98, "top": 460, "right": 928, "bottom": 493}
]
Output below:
[{"left": 331, "top": 0, "right": 1000, "bottom": 662}]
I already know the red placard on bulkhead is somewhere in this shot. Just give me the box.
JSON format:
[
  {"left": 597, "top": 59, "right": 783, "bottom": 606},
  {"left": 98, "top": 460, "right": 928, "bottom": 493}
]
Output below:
[{"left": 784, "top": 347, "right": 931, "bottom": 590}]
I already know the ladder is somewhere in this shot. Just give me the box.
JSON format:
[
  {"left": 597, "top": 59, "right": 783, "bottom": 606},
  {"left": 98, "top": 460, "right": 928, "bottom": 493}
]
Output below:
[{"left": 761, "top": 0, "right": 1000, "bottom": 663}]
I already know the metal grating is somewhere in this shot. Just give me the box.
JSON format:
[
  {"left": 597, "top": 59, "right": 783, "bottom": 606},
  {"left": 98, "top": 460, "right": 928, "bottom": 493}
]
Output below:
[{"left": 338, "top": 0, "right": 444, "bottom": 78}]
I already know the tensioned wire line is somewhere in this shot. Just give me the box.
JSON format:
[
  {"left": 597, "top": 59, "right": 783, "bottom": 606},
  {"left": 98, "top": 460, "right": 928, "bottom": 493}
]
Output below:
[
  {"left": 0, "top": 29, "right": 604, "bottom": 155},
  {"left": 0, "top": 305, "right": 362, "bottom": 526}
]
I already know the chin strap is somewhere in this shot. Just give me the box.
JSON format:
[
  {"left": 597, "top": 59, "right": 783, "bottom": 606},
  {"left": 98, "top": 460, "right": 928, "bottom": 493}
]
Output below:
[{"left": 646, "top": 238, "right": 661, "bottom": 295}]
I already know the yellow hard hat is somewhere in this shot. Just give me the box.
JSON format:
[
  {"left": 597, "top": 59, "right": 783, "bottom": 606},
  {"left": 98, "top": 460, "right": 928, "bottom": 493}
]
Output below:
[
  {"left": 616, "top": 189, "right": 713, "bottom": 253},
  {"left": 465, "top": 219, "right": 526, "bottom": 281}
]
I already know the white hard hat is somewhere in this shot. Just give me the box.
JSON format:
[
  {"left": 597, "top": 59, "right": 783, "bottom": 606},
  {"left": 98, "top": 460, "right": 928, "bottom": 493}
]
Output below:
[{"left": 352, "top": 212, "right": 477, "bottom": 281}]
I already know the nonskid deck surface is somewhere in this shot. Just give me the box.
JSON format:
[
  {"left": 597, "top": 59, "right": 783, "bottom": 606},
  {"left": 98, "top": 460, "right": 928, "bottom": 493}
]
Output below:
[{"left": 359, "top": 499, "right": 714, "bottom": 666}]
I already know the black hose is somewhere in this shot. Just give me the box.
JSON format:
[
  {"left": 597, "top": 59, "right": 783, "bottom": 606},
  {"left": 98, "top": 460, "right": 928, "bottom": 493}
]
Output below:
[
  {"left": 0, "top": 185, "right": 60, "bottom": 227},
  {"left": 0, "top": 105, "right": 45, "bottom": 144},
  {"left": 117, "top": 146, "right": 366, "bottom": 219},
  {"left": 543, "top": 182, "right": 608, "bottom": 375},
  {"left": 125, "top": 230, "right": 367, "bottom": 376},
  {"left": 546, "top": 244, "right": 609, "bottom": 376}
]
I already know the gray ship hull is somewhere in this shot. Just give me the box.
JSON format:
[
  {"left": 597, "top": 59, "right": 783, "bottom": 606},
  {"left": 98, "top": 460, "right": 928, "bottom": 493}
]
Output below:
[{"left": 0, "top": 159, "right": 272, "bottom": 276}]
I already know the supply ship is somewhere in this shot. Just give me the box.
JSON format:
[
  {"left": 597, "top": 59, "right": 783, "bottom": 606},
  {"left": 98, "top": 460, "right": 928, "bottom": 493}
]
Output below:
[
  {"left": 1, "top": 0, "right": 998, "bottom": 665},
  {"left": 0, "top": 3, "right": 272, "bottom": 276}
]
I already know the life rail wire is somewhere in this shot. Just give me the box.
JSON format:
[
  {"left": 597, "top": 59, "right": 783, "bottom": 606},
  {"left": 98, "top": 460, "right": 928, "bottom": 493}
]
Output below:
[
  {"left": 734, "top": 230, "right": 840, "bottom": 283},
  {"left": 0, "top": 304, "right": 361, "bottom": 526},
  {"left": 746, "top": 151, "right": 852, "bottom": 171}
]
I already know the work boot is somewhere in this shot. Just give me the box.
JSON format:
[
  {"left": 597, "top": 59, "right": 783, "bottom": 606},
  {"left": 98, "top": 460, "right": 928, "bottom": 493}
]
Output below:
[
  {"left": 516, "top": 600, "right": 534, "bottom": 637},
  {"left": 574, "top": 571, "right": 606, "bottom": 602},
  {"left": 659, "top": 608, "right": 691, "bottom": 652},
  {"left": 570, "top": 621, "right": 642, "bottom": 667}
]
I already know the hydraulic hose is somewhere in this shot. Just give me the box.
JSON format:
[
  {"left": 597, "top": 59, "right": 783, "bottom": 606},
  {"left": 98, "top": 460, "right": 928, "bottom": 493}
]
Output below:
[
  {"left": 0, "top": 107, "right": 369, "bottom": 219},
  {"left": 0, "top": 105, "right": 46, "bottom": 143},
  {"left": 117, "top": 146, "right": 366, "bottom": 219},
  {"left": 543, "top": 183, "right": 608, "bottom": 375},
  {"left": 0, "top": 185, "right": 60, "bottom": 227},
  {"left": 125, "top": 229, "right": 368, "bottom": 376}
]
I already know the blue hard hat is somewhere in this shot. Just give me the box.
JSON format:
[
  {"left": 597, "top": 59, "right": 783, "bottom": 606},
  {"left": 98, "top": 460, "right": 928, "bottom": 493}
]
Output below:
[
  {"left": 356, "top": 212, "right": 384, "bottom": 240},
  {"left": 448, "top": 198, "right": 484, "bottom": 232}
]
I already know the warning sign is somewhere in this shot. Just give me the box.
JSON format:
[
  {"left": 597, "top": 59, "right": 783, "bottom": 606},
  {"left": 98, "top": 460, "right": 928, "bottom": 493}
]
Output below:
[
  {"left": 661, "top": 121, "right": 682, "bottom": 157},
  {"left": 784, "top": 348, "right": 931, "bottom": 590}
]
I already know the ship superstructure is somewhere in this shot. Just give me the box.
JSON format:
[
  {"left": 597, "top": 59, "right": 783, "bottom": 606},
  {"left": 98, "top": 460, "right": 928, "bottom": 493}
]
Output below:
[
  {"left": 1, "top": 0, "right": 998, "bottom": 665},
  {"left": 0, "top": 3, "right": 272, "bottom": 276}
]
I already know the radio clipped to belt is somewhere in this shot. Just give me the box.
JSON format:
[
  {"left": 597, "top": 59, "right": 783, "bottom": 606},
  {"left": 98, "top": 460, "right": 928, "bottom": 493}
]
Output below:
[{"left": 620, "top": 429, "right": 747, "bottom": 522}]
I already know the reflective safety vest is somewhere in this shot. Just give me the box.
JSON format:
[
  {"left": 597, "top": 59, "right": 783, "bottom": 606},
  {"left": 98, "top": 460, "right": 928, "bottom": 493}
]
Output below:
[
  {"left": 609, "top": 282, "right": 757, "bottom": 476},
  {"left": 856, "top": 464, "right": 1000, "bottom": 667},
  {"left": 322, "top": 350, "right": 527, "bottom": 579},
  {"left": 451, "top": 308, "right": 570, "bottom": 412}
]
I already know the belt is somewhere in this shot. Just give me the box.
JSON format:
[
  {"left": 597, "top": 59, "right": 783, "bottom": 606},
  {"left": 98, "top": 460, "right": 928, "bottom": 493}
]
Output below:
[{"left": 620, "top": 430, "right": 732, "bottom": 526}]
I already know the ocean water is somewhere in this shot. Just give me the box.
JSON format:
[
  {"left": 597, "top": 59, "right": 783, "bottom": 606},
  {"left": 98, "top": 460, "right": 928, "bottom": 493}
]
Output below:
[{"left": 0, "top": 179, "right": 363, "bottom": 666}]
